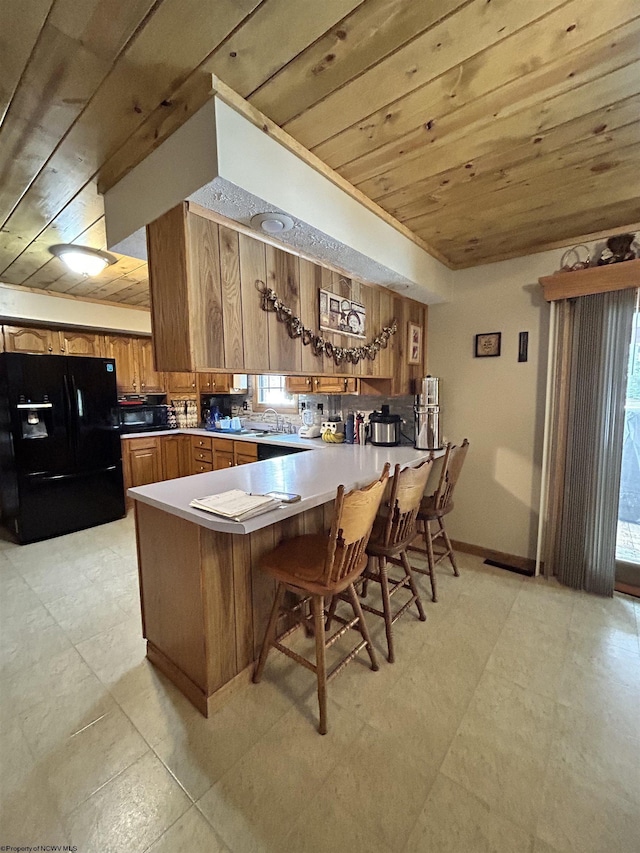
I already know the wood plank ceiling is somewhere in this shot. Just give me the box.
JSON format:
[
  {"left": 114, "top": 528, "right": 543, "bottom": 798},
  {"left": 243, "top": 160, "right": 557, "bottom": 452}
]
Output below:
[{"left": 0, "top": 0, "right": 638, "bottom": 308}]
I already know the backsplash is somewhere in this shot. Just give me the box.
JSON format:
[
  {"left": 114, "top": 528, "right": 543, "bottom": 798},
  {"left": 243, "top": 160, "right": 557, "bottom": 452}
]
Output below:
[{"left": 220, "top": 390, "right": 417, "bottom": 444}]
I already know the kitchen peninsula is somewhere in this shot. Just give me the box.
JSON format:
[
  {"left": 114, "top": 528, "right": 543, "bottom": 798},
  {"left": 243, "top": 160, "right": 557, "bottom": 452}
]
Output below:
[{"left": 129, "top": 437, "right": 438, "bottom": 715}]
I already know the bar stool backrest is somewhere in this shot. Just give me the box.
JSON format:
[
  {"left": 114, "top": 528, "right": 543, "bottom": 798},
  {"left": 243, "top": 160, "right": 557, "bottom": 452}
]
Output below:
[
  {"left": 382, "top": 458, "right": 434, "bottom": 548},
  {"left": 432, "top": 439, "right": 470, "bottom": 512},
  {"left": 326, "top": 463, "right": 390, "bottom": 585}
]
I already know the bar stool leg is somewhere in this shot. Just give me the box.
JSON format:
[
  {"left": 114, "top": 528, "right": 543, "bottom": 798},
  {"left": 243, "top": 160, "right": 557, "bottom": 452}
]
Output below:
[
  {"left": 401, "top": 550, "right": 426, "bottom": 621},
  {"left": 378, "top": 556, "right": 395, "bottom": 663},
  {"left": 424, "top": 519, "right": 438, "bottom": 603},
  {"left": 253, "top": 583, "right": 286, "bottom": 683},
  {"left": 312, "top": 594, "right": 328, "bottom": 735},
  {"left": 324, "top": 594, "right": 338, "bottom": 632},
  {"left": 439, "top": 518, "right": 459, "bottom": 576},
  {"left": 347, "top": 583, "right": 379, "bottom": 672}
]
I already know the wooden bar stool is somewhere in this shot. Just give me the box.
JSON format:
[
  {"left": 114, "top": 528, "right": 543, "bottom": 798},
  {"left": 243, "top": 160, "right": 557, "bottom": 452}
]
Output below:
[
  {"left": 253, "top": 464, "right": 390, "bottom": 734},
  {"left": 330, "top": 459, "right": 434, "bottom": 663},
  {"left": 410, "top": 439, "right": 470, "bottom": 602}
]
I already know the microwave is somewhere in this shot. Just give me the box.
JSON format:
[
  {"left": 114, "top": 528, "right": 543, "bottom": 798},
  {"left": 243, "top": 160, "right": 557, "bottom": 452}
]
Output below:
[{"left": 118, "top": 402, "right": 169, "bottom": 433}]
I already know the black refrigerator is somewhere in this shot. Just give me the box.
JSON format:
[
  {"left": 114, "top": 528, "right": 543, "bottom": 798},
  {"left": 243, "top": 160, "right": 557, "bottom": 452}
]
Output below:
[{"left": 0, "top": 352, "right": 126, "bottom": 544}]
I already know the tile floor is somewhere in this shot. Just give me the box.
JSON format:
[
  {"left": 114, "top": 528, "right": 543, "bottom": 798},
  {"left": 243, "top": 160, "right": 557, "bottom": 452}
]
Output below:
[{"left": 1, "top": 514, "right": 639, "bottom": 852}]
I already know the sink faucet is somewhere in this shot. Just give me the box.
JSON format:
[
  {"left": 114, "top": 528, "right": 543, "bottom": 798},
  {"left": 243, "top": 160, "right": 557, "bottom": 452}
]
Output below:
[{"left": 261, "top": 408, "right": 282, "bottom": 432}]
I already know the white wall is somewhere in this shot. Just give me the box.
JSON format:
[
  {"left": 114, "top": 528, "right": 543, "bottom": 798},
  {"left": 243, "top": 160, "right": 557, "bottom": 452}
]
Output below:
[
  {"left": 428, "top": 249, "right": 562, "bottom": 559},
  {"left": 0, "top": 285, "right": 152, "bottom": 335}
]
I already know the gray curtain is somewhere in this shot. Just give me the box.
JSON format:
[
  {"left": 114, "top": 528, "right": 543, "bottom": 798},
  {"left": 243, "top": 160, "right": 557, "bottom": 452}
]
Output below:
[{"left": 554, "top": 288, "right": 636, "bottom": 595}]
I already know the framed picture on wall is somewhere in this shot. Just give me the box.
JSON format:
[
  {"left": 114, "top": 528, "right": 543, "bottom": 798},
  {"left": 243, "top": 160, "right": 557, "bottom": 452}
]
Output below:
[
  {"left": 408, "top": 321, "right": 422, "bottom": 364},
  {"left": 475, "top": 332, "right": 501, "bottom": 358}
]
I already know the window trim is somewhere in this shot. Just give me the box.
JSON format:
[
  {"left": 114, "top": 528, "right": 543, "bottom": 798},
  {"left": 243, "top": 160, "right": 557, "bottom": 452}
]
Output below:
[{"left": 252, "top": 374, "right": 298, "bottom": 414}]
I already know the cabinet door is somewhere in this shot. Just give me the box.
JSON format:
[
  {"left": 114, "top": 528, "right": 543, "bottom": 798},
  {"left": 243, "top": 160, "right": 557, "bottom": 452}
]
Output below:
[
  {"left": 137, "top": 338, "right": 165, "bottom": 393},
  {"left": 314, "top": 376, "right": 351, "bottom": 394},
  {"left": 212, "top": 373, "right": 232, "bottom": 393},
  {"left": 213, "top": 437, "right": 234, "bottom": 470},
  {"left": 105, "top": 335, "right": 138, "bottom": 394},
  {"left": 168, "top": 372, "right": 197, "bottom": 395},
  {"left": 197, "top": 373, "right": 215, "bottom": 394},
  {"left": 128, "top": 439, "right": 162, "bottom": 487},
  {"left": 234, "top": 442, "right": 258, "bottom": 466},
  {"left": 3, "top": 326, "right": 55, "bottom": 354},
  {"left": 285, "top": 375, "right": 313, "bottom": 394},
  {"left": 62, "top": 330, "right": 103, "bottom": 357},
  {"left": 161, "top": 436, "right": 182, "bottom": 481}
]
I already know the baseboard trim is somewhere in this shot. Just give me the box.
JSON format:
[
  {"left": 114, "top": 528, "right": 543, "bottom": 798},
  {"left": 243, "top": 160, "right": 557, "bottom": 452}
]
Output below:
[
  {"left": 614, "top": 580, "right": 640, "bottom": 599},
  {"left": 450, "top": 540, "right": 536, "bottom": 575}
]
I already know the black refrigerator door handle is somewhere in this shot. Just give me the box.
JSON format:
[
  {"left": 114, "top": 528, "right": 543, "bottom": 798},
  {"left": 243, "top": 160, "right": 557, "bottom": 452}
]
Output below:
[{"left": 62, "top": 374, "right": 75, "bottom": 452}]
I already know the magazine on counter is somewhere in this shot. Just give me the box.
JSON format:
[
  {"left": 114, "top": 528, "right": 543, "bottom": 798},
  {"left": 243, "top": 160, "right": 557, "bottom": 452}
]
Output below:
[{"left": 189, "top": 489, "right": 281, "bottom": 522}]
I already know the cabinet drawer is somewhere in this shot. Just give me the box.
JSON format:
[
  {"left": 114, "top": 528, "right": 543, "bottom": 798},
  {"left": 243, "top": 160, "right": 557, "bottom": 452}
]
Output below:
[
  {"left": 124, "top": 436, "right": 161, "bottom": 451},
  {"left": 192, "top": 448, "right": 213, "bottom": 464},
  {"left": 213, "top": 438, "right": 234, "bottom": 453},
  {"left": 192, "top": 460, "right": 213, "bottom": 474},
  {"left": 191, "top": 436, "right": 213, "bottom": 453}
]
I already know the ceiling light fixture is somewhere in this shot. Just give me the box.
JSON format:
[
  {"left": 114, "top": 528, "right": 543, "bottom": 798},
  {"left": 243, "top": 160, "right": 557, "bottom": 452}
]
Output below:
[
  {"left": 50, "top": 244, "right": 117, "bottom": 276},
  {"left": 250, "top": 213, "right": 294, "bottom": 235}
]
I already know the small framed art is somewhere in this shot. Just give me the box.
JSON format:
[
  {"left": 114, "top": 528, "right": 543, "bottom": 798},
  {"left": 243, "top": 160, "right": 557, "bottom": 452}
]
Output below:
[
  {"left": 475, "top": 332, "right": 501, "bottom": 358},
  {"left": 408, "top": 321, "right": 422, "bottom": 364}
]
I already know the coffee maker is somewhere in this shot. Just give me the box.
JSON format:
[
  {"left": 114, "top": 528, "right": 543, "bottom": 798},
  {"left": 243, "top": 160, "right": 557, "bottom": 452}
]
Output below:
[{"left": 414, "top": 376, "right": 442, "bottom": 450}]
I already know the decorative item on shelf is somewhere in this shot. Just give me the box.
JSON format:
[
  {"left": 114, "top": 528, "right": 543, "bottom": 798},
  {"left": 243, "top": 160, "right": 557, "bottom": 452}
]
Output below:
[
  {"left": 475, "top": 332, "right": 501, "bottom": 358},
  {"left": 558, "top": 244, "right": 591, "bottom": 273},
  {"left": 256, "top": 280, "right": 397, "bottom": 366},
  {"left": 319, "top": 288, "right": 366, "bottom": 338},
  {"left": 407, "top": 321, "right": 422, "bottom": 365},
  {"left": 597, "top": 233, "right": 637, "bottom": 266}
]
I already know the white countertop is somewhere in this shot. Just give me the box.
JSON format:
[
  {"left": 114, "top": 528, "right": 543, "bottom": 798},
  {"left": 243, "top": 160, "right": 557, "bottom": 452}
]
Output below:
[
  {"left": 129, "top": 443, "right": 442, "bottom": 535},
  {"left": 121, "top": 427, "right": 326, "bottom": 451}
]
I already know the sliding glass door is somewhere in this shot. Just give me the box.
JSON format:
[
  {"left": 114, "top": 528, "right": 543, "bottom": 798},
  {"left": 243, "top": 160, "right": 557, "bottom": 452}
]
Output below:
[{"left": 616, "top": 306, "right": 640, "bottom": 595}]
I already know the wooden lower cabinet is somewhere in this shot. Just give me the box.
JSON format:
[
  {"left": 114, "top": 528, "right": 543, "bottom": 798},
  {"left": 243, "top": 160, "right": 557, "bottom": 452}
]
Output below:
[
  {"left": 125, "top": 437, "right": 162, "bottom": 488},
  {"left": 124, "top": 433, "right": 261, "bottom": 498},
  {"left": 234, "top": 442, "right": 258, "bottom": 466},
  {"left": 161, "top": 434, "right": 190, "bottom": 480},
  {"left": 213, "top": 438, "right": 234, "bottom": 471},
  {"left": 213, "top": 437, "right": 257, "bottom": 469}
]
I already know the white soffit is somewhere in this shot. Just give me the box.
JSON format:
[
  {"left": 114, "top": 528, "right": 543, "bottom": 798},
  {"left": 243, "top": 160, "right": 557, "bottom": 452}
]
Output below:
[
  {"left": 0, "top": 284, "right": 151, "bottom": 335},
  {"left": 104, "top": 98, "right": 452, "bottom": 305}
]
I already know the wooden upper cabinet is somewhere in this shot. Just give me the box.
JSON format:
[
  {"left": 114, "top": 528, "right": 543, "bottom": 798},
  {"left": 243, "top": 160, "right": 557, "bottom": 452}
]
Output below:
[
  {"left": 167, "top": 372, "right": 197, "bottom": 395},
  {"left": 104, "top": 335, "right": 138, "bottom": 394},
  {"left": 285, "top": 375, "right": 313, "bottom": 395},
  {"left": 3, "top": 326, "right": 55, "bottom": 354},
  {"left": 61, "top": 330, "right": 103, "bottom": 357},
  {"left": 146, "top": 202, "right": 428, "bottom": 391},
  {"left": 197, "top": 373, "right": 233, "bottom": 394},
  {"left": 136, "top": 337, "right": 164, "bottom": 393}
]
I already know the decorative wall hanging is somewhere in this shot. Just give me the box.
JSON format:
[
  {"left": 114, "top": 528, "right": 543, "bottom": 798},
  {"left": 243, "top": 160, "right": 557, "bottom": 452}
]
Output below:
[
  {"left": 407, "top": 321, "right": 422, "bottom": 364},
  {"left": 319, "top": 288, "right": 366, "bottom": 338},
  {"left": 256, "top": 280, "right": 397, "bottom": 366},
  {"left": 475, "top": 332, "right": 501, "bottom": 358}
]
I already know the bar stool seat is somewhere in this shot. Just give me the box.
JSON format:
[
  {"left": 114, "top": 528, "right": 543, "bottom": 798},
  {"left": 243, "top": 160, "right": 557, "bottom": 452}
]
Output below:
[
  {"left": 260, "top": 533, "right": 368, "bottom": 595},
  {"left": 253, "top": 465, "right": 390, "bottom": 734}
]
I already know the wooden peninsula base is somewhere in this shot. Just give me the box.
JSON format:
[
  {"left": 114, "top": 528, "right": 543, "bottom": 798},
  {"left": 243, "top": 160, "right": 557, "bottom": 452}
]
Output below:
[{"left": 135, "top": 499, "right": 334, "bottom": 715}]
